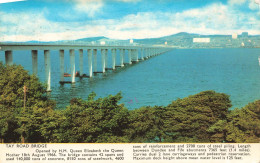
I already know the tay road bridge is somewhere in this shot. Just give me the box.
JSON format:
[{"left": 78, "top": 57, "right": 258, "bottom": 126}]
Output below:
[{"left": 0, "top": 43, "right": 172, "bottom": 91}]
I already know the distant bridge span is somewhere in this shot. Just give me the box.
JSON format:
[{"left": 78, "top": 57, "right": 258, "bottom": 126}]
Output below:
[{"left": 0, "top": 43, "right": 172, "bottom": 91}]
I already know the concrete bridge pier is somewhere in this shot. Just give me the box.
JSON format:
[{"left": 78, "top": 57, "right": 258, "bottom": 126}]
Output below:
[
  {"left": 31, "top": 50, "right": 38, "bottom": 75},
  {"left": 135, "top": 49, "right": 139, "bottom": 62},
  {"left": 105, "top": 49, "right": 108, "bottom": 69},
  {"left": 44, "top": 50, "right": 51, "bottom": 91},
  {"left": 79, "top": 49, "right": 83, "bottom": 77},
  {"left": 59, "top": 50, "right": 64, "bottom": 82},
  {"left": 147, "top": 48, "right": 151, "bottom": 58},
  {"left": 141, "top": 48, "right": 144, "bottom": 60},
  {"left": 112, "top": 49, "right": 116, "bottom": 70},
  {"left": 145, "top": 49, "right": 148, "bottom": 59},
  {"left": 128, "top": 49, "right": 132, "bottom": 64},
  {"left": 101, "top": 49, "right": 106, "bottom": 73},
  {"left": 132, "top": 49, "right": 138, "bottom": 62},
  {"left": 87, "top": 49, "right": 93, "bottom": 77},
  {"left": 5, "top": 50, "right": 13, "bottom": 65},
  {"left": 93, "top": 49, "right": 97, "bottom": 73},
  {"left": 69, "top": 49, "right": 75, "bottom": 83},
  {"left": 123, "top": 49, "right": 126, "bottom": 64},
  {"left": 119, "top": 49, "right": 124, "bottom": 67}
]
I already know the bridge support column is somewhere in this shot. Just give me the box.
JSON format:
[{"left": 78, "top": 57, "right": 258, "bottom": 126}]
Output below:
[
  {"left": 101, "top": 49, "right": 106, "bottom": 73},
  {"left": 123, "top": 49, "right": 127, "bottom": 64},
  {"left": 136, "top": 49, "right": 139, "bottom": 61},
  {"left": 136, "top": 49, "right": 139, "bottom": 62},
  {"left": 105, "top": 49, "right": 108, "bottom": 69},
  {"left": 44, "top": 50, "right": 51, "bottom": 91},
  {"left": 141, "top": 48, "right": 144, "bottom": 60},
  {"left": 128, "top": 49, "right": 132, "bottom": 64},
  {"left": 93, "top": 49, "right": 97, "bottom": 72},
  {"left": 132, "top": 49, "right": 138, "bottom": 62},
  {"left": 87, "top": 49, "right": 93, "bottom": 77},
  {"left": 59, "top": 50, "right": 64, "bottom": 82},
  {"left": 69, "top": 49, "right": 75, "bottom": 83},
  {"left": 5, "top": 50, "right": 13, "bottom": 65},
  {"left": 31, "top": 50, "right": 38, "bottom": 75},
  {"left": 79, "top": 49, "right": 83, "bottom": 77},
  {"left": 112, "top": 49, "right": 116, "bottom": 70},
  {"left": 119, "top": 49, "right": 124, "bottom": 67}
]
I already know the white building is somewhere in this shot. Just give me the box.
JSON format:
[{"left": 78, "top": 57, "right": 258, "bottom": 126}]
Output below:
[
  {"left": 193, "top": 38, "right": 210, "bottom": 43},
  {"left": 232, "top": 34, "right": 238, "bottom": 39}
]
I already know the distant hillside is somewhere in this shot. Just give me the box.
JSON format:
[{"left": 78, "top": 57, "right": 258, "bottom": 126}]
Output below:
[
  {"left": 75, "top": 36, "right": 107, "bottom": 42},
  {"left": 11, "top": 32, "right": 259, "bottom": 48},
  {"left": 134, "top": 32, "right": 200, "bottom": 46},
  {"left": 134, "top": 32, "right": 260, "bottom": 48}
]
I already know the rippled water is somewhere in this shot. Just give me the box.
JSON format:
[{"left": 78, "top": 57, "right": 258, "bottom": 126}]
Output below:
[{"left": 1, "top": 48, "right": 259, "bottom": 109}]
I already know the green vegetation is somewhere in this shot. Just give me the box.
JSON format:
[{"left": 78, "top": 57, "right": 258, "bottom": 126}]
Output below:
[{"left": 0, "top": 62, "right": 259, "bottom": 143}]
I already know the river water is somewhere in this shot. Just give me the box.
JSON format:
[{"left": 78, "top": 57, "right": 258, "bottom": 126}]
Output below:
[{"left": 1, "top": 48, "right": 259, "bottom": 109}]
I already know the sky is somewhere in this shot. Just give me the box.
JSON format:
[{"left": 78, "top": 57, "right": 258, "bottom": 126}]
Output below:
[{"left": 0, "top": 0, "right": 259, "bottom": 42}]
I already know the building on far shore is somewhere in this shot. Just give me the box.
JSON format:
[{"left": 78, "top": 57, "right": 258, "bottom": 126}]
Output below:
[
  {"left": 232, "top": 33, "right": 238, "bottom": 39},
  {"left": 193, "top": 38, "right": 210, "bottom": 43},
  {"left": 100, "top": 41, "right": 106, "bottom": 45},
  {"left": 241, "top": 32, "right": 249, "bottom": 38}
]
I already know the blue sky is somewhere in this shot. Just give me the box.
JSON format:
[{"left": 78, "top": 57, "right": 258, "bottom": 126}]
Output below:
[{"left": 0, "top": 0, "right": 259, "bottom": 42}]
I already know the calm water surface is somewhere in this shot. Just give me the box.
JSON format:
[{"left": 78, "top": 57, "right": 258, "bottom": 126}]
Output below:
[{"left": 1, "top": 48, "right": 259, "bottom": 109}]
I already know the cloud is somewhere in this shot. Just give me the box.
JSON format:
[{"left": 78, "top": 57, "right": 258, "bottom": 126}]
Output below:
[
  {"left": 72, "top": 0, "right": 104, "bottom": 17},
  {"left": 114, "top": 0, "right": 141, "bottom": 2},
  {"left": 228, "top": 0, "right": 260, "bottom": 10},
  {"left": 0, "top": 2, "right": 259, "bottom": 42},
  {"left": 71, "top": 0, "right": 140, "bottom": 17},
  {"left": 228, "top": 0, "right": 247, "bottom": 5},
  {"left": 249, "top": 0, "right": 259, "bottom": 10},
  {"left": 0, "top": 0, "right": 25, "bottom": 4}
]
